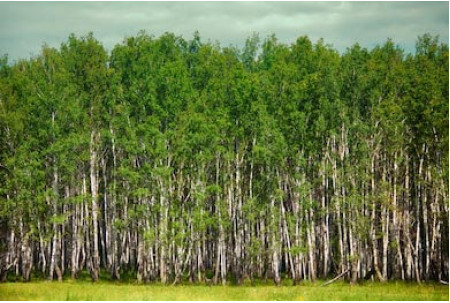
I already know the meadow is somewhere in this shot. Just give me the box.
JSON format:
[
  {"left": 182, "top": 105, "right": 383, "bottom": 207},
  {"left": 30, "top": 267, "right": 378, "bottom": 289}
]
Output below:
[{"left": 0, "top": 280, "right": 448, "bottom": 301}]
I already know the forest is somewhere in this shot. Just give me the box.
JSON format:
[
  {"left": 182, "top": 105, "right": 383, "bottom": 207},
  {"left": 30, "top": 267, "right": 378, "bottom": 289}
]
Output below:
[{"left": 0, "top": 32, "right": 448, "bottom": 286}]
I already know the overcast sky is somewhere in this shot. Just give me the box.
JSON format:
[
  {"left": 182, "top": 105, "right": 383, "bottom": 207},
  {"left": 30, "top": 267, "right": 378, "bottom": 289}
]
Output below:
[{"left": 0, "top": 1, "right": 448, "bottom": 61}]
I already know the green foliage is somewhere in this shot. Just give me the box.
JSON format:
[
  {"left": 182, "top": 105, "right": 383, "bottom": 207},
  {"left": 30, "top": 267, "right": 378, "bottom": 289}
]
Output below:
[
  {"left": 0, "top": 31, "right": 447, "bottom": 284},
  {"left": 112, "top": 219, "right": 127, "bottom": 231},
  {"left": 49, "top": 214, "right": 68, "bottom": 225}
]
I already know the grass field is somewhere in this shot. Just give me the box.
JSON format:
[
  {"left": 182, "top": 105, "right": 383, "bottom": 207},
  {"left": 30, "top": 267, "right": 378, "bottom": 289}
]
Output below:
[{"left": 0, "top": 280, "right": 448, "bottom": 301}]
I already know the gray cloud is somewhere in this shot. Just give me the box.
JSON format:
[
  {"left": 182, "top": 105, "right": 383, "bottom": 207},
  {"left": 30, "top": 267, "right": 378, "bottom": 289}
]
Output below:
[{"left": 0, "top": 1, "right": 448, "bottom": 61}]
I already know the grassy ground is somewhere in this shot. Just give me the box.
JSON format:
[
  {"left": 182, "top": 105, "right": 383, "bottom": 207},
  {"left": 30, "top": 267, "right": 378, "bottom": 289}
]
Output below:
[{"left": 0, "top": 280, "right": 448, "bottom": 301}]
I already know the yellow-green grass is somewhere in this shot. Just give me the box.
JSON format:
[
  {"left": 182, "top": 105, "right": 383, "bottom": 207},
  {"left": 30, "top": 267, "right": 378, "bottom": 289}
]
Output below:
[{"left": 0, "top": 280, "right": 448, "bottom": 301}]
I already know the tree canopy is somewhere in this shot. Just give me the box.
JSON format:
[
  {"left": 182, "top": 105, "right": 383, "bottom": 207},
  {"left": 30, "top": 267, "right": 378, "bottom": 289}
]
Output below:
[{"left": 0, "top": 32, "right": 448, "bottom": 285}]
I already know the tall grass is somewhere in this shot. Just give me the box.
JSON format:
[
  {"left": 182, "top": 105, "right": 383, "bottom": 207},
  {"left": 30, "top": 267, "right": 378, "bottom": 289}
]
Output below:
[{"left": 0, "top": 280, "right": 448, "bottom": 301}]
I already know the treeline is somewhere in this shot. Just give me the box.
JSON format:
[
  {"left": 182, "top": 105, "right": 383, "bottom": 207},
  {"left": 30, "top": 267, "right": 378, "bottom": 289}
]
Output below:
[{"left": 0, "top": 32, "right": 448, "bottom": 285}]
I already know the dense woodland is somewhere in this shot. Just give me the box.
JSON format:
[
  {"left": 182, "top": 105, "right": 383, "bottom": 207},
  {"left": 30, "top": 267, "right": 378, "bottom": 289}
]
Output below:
[{"left": 0, "top": 32, "right": 448, "bottom": 285}]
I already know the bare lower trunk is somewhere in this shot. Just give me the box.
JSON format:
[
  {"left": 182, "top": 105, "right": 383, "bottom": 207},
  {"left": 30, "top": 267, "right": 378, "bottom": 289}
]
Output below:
[
  {"left": 137, "top": 228, "right": 146, "bottom": 283},
  {"left": 20, "top": 218, "right": 32, "bottom": 282},
  {"left": 90, "top": 130, "right": 100, "bottom": 282},
  {"left": 234, "top": 153, "right": 243, "bottom": 284},
  {"left": 49, "top": 165, "right": 62, "bottom": 282},
  {"left": 71, "top": 202, "right": 78, "bottom": 279},
  {"left": 308, "top": 191, "right": 316, "bottom": 282},
  {"left": 281, "top": 198, "right": 296, "bottom": 283},
  {"left": 159, "top": 175, "right": 168, "bottom": 284},
  {"left": 271, "top": 196, "right": 281, "bottom": 286},
  {"left": 37, "top": 221, "right": 46, "bottom": 278},
  {"left": 371, "top": 155, "right": 384, "bottom": 281},
  {"left": 404, "top": 154, "right": 412, "bottom": 280}
]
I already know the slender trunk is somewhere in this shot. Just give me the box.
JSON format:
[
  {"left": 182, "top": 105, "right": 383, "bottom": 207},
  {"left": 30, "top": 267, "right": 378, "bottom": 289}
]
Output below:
[
  {"left": 423, "top": 167, "right": 430, "bottom": 280},
  {"left": 20, "top": 217, "right": 32, "bottom": 282},
  {"left": 321, "top": 154, "right": 329, "bottom": 279},
  {"left": 281, "top": 197, "right": 296, "bottom": 283},
  {"left": 101, "top": 157, "right": 110, "bottom": 272},
  {"left": 49, "top": 164, "right": 62, "bottom": 282},
  {"left": 308, "top": 190, "right": 316, "bottom": 282},
  {"left": 71, "top": 201, "right": 78, "bottom": 279},
  {"left": 234, "top": 152, "right": 243, "bottom": 284},
  {"left": 271, "top": 195, "right": 281, "bottom": 286},
  {"left": 414, "top": 151, "right": 424, "bottom": 284},
  {"left": 90, "top": 130, "right": 100, "bottom": 281},
  {"left": 37, "top": 220, "right": 47, "bottom": 278},
  {"left": 381, "top": 161, "right": 389, "bottom": 280},
  {"left": 392, "top": 152, "right": 404, "bottom": 280},
  {"left": 137, "top": 224, "right": 146, "bottom": 283},
  {"left": 83, "top": 173, "right": 92, "bottom": 276},
  {"left": 110, "top": 128, "right": 120, "bottom": 280},
  {"left": 332, "top": 137, "right": 345, "bottom": 275},
  {"left": 404, "top": 154, "right": 412, "bottom": 280},
  {"left": 371, "top": 154, "right": 384, "bottom": 281},
  {"left": 159, "top": 160, "right": 169, "bottom": 284}
]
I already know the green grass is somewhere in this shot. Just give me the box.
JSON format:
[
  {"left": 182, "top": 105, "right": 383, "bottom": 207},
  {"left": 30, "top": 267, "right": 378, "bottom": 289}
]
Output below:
[{"left": 0, "top": 280, "right": 448, "bottom": 301}]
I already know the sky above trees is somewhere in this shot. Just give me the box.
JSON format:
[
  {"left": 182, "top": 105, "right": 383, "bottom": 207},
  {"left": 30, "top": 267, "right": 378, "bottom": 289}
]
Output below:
[{"left": 0, "top": 1, "right": 448, "bottom": 61}]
